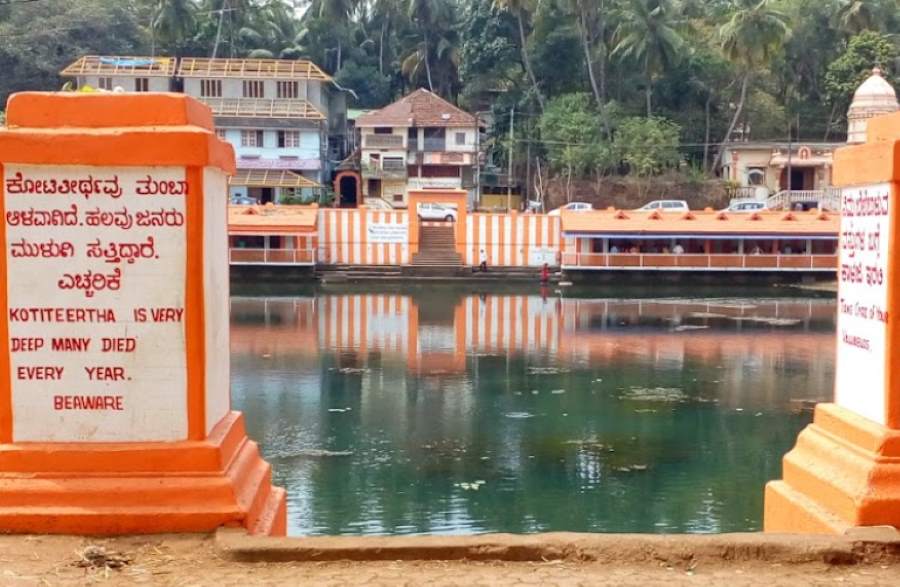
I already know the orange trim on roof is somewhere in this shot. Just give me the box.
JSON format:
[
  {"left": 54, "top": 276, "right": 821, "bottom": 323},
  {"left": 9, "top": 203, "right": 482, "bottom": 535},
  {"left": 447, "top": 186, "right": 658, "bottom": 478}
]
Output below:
[
  {"left": 561, "top": 209, "right": 840, "bottom": 236},
  {"left": 228, "top": 204, "right": 318, "bottom": 235},
  {"left": 6, "top": 92, "right": 214, "bottom": 131}
]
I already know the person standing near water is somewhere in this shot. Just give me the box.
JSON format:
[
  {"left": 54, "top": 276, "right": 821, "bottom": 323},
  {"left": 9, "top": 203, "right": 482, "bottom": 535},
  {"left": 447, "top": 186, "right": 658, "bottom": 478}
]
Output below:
[
  {"left": 479, "top": 249, "right": 488, "bottom": 272},
  {"left": 540, "top": 263, "right": 550, "bottom": 283}
]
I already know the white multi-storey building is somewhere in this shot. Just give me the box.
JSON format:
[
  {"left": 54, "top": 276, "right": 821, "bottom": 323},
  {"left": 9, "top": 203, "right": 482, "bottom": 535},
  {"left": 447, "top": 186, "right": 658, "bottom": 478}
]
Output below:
[
  {"left": 355, "top": 89, "right": 478, "bottom": 208},
  {"left": 61, "top": 55, "right": 349, "bottom": 204}
]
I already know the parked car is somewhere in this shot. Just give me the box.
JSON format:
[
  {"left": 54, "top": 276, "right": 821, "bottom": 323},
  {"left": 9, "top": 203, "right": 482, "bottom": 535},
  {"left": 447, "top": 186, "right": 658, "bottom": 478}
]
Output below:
[
  {"left": 722, "top": 200, "right": 768, "bottom": 213},
  {"left": 363, "top": 198, "right": 394, "bottom": 210},
  {"left": 418, "top": 202, "right": 458, "bottom": 222},
  {"left": 548, "top": 202, "right": 593, "bottom": 216},
  {"left": 637, "top": 200, "right": 689, "bottom": 212},
  {"left": 230, "top": 195, "right": 257, "bottom": 206}
]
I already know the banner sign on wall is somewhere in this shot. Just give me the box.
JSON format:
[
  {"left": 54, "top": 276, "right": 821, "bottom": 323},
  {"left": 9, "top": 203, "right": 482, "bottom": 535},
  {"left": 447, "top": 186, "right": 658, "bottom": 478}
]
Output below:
[{"left": 367, "top": 223, "right": 408, "bottom": 244}]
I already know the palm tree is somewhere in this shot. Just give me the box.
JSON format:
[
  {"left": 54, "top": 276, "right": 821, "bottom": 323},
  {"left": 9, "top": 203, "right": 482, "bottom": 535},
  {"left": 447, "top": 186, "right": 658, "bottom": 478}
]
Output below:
[
  {"left": 612, "top": 0, "right": 685, "bottom": 116},
  {"left": 373, "top": 0, "right": 405, "bottom": 76},
  {"left": 312, "top": 0, "right": 358, "bottom": 71},
  {"left": 407, "top": 0, "right": 448, "bottom": 91},
  {"left": 492, "top": 0, "right": 545, "bottom": 111},
  {"left": 713, "top": 0, "right": 790, "bottom": 169},
  {"left": 564, "top": 0, "right": 608, "bottom": 110},
  {"left": 239, "top": 0, "right": 304, "bottom": 58},
  {"left": 153, "top": 0, "right": 197, "bottom": 54},
  {"left": 834, "top": 0, "right": 877, "bottom": 34}
]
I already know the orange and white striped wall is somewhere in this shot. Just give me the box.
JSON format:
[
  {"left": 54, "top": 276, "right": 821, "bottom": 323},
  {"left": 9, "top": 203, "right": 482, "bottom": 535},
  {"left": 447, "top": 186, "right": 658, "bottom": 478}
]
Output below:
[
  {"left": 317, "top": 208, "right": 410, "bottom": 265},
  {"left": 318, "top": 294, "right": 411, "bottom": 355},
  {"left": 465, "top": 213, "right": 561, "bottom": 267},
  {"left": 315, "top": 207, "right": 561, "bottom": 267},
  {"left": 464, "top": 295, "right": 560, "bottom": 355},
  {"left": 309, "top": 294, "right": 563, "bottom": 366}
]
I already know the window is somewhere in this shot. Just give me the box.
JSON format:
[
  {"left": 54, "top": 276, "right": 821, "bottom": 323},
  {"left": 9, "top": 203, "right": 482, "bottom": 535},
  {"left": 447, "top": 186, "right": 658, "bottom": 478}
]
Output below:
[
  {"left": 374, "top": 128, "right": 393, "bottom": 134},
  {"left": 383, "top": 157, "right": 405, "bottom": 170},
  {"left": 392, "top": 193, "right": 404, "bottom": 203},
  {"left": 98, "top": 77, "right": 113, "bottom": 91},
  {"left": 455, "top": 132, "right": 466, "bottom": 146},
  {"left": 241, "top": 130, "right": 265, "bottom": 148},
  {"left": 134, "top": 78, "right": 149, "bottom": 92},
  {"left": 201, "top": 79, "right": 222, "bottom": 97},
  {"left": 277, "top": 81, "right": 298, "bottom": 99},
  {"left": 243, "top": 80, "right": 265, "bottom": 98},
  {"left": 215, "top": 129, "right": 227, "bottom": 140},
  {"left": 747, "top": 168, "right": 766, "bottom": 186},
  {"left": 278, "top": 130, "right": 301, "bottom": 148}
]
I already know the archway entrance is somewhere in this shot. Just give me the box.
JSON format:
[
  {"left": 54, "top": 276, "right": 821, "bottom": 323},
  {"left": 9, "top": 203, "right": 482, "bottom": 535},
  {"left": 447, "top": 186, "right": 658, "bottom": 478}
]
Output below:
[{"left": 333, "top": 170, "right": 361, "bottom": 208}]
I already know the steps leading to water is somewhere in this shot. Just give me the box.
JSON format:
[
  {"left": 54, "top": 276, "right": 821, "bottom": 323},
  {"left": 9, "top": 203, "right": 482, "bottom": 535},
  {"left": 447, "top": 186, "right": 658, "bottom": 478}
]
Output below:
[{"left": 412, "top": 225, "right": 462, "bottom": 267}]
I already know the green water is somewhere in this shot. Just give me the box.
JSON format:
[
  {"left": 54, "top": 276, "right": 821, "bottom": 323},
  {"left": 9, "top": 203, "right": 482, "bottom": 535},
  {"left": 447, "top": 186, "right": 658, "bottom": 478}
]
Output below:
[{"left": 231, "top": 284, "right": 835, "bottom": 536}]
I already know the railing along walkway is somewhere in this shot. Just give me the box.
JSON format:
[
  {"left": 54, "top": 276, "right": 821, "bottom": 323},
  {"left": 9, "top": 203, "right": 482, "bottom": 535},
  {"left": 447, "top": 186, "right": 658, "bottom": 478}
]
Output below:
[
  {"left": 229, "top": 248, "right": 316, "bottom": 266},
  {"left": 562, "top": 253, "right": 837, "bottom": 272}
]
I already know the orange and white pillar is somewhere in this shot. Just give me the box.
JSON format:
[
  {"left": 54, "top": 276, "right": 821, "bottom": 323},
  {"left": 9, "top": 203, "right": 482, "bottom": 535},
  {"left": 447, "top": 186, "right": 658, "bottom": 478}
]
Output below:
[
  {"left": 765, "top": 112, "right": 900, "bottom": 533},
  {"left": 0, "top": 92, "right": 286, "bottom": 535}
]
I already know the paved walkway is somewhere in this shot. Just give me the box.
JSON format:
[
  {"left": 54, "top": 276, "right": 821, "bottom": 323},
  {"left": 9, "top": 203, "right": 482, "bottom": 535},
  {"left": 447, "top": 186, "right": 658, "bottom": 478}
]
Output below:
[{"left": 1, "top": 534, "right": 899, "bottom": 586}]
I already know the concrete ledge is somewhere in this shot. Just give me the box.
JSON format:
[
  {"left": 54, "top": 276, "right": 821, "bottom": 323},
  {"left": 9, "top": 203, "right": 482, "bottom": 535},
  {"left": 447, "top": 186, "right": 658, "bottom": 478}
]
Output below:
[{"left": 215, "top": 528, "right": 900, "bottom": 565}]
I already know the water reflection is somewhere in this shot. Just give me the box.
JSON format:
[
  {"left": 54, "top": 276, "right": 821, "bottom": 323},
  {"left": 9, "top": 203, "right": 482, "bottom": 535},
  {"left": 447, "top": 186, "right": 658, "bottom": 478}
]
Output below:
[{"left": 231, "top": 288, "right": 835, "bottom": 536}]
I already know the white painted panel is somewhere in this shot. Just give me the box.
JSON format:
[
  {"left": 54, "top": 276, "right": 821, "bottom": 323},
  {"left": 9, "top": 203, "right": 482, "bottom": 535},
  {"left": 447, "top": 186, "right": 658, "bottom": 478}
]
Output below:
[
  {"left": 835, "top": 183, "right": 891, "bottom": 425},
  {"left": 5, "top": 165, "right": 188, "bottom": 441},
  {"left": 203, "top": 168, "right": 230, "bottom": 434}
]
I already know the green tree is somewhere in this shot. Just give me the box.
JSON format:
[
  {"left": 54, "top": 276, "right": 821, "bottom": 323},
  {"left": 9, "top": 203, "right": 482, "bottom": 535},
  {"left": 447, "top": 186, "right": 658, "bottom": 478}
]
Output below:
[
  {"left": 152, "top": 0, "right": 197, "bottom": 55},
  {"left": 493, "top": 0, "right": 546, "bottom": 111},
  {"left": 614, "top": 116, "right": 681, "bottom": 177},
  {"left": 563, "top": 0, "right": 613, "bottom": 112},
  {"left": 825, "top": 31, "right": 898, "bottom": 123},
  {"left": 539, "top": 93, "right": 612, "bottom": 200},
  {"left": 832, "top": 0, "right": 898, "bottom": 35},
  {"left": 612, "top": 0, "right": 686, "bottom": 116},
  {"left": 0, "top": 0, "right": 148, "bottom": 104},
  {"left": 714, "top": 0, "right": 790, "bottom": 168}
]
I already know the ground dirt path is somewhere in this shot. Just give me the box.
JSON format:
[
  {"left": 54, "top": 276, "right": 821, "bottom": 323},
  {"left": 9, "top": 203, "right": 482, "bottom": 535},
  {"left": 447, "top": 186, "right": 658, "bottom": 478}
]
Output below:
[{"left": 1, "top": 534, "right": 899, "bottom": 586}]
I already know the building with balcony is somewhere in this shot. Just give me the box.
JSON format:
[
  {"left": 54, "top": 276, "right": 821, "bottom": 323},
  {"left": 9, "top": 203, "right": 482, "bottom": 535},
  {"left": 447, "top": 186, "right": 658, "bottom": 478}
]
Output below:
[
  {"left": 355, "top": 89, "right": 478, "bottom": 208},
  {"left": 718, "top": 67, "right": 898, "bottom": 212},
  {"left": 61, "top": 55, "right": 350, "bottom": 204}
]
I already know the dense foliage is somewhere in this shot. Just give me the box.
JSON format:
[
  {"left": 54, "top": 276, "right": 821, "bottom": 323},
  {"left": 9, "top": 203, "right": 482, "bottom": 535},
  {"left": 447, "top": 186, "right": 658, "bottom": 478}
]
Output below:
[{"left": 0, "top": 0, "right": 898, "bottom": 194}]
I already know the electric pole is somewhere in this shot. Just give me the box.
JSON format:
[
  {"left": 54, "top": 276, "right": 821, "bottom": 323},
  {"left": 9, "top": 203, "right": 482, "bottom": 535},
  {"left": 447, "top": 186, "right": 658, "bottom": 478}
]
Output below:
[{"left": 507, "top": 106, "right": 515, "bottom": 211}]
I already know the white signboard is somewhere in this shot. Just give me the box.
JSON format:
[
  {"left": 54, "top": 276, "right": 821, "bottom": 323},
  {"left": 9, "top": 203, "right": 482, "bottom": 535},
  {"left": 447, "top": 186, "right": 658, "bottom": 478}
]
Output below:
[
  {"left": 529, "top": 247, "right": 557, "bottom": 266},
  {"left": 367, "top": 222, "right": 408, "bottom": 244},
  {"left": 835, "top": 183, "right": 891, "bottom": 425},
  {"left": 5, "top": 165, "right": 188, "bottom": 442}
]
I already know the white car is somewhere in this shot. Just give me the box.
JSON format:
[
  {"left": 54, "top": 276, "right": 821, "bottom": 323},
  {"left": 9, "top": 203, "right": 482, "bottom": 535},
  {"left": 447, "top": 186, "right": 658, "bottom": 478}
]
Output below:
[
  {"left": 418, "top": 202, "right": 457, "bottom": 222},
  {"left": 548, "top": 202, "right": 593, "bottom": 216},
  {"left": 363, "top": 198, "right": 394, "bottom": 210},
  {"left": 230, "top": 195, "right": 257, "bottom": 206},
  {"left": 637, "top": 200, "right": 689, "bottom": 212},
  {"left": 722, "top": 200, "right": 767, "bottom": 213}
]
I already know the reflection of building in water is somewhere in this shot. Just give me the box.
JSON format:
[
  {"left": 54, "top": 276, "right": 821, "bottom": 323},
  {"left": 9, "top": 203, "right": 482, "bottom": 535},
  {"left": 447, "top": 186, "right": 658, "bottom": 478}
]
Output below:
[
  {"left": 464, "top": 295, "right": 560, "bottom": 356},
  {"left": 318, "top": 294, "right": 411, "bottom": 355},
  {"left": 558, "top": 298, "right": 835, "bottom": 408},
  {"left": 231, "top": 295, "right": 834, "bottom": 402}
]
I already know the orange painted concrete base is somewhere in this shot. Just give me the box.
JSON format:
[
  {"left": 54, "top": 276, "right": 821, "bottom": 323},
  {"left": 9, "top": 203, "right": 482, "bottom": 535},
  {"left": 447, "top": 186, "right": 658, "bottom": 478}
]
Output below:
[
  {"left": 764, "top": 403, "right": 900, "bottom": 534},
  {"left": 0, "top": 412, "right": 286, "bottom": 536}
]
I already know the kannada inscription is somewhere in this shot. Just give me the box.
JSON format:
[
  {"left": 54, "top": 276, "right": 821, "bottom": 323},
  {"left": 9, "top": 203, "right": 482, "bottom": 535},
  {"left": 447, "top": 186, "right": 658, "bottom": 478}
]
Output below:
[
  {"left": 5, "top": 165, "right": 189, "bottom": 441},
  {"left": 835, "top": 183, "right": 891, "bottom": 425}
]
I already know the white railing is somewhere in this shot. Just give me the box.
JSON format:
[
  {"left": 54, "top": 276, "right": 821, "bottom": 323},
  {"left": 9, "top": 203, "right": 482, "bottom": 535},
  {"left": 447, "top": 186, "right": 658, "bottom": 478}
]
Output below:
[
  {"left": 363, "top": 134, "right": 405, "bottom": 148},
  {"left": 407, "top": 177, "right": 464, "bottom": 190},
  {"left": 229, "top": 248, "right": 316, "bottom": 266},
  {"left": 561, "top": 252, "right": 838, "bottom": 272},
  {"left": 767, "top": 188, "right": 841, "bottom": 211}
]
